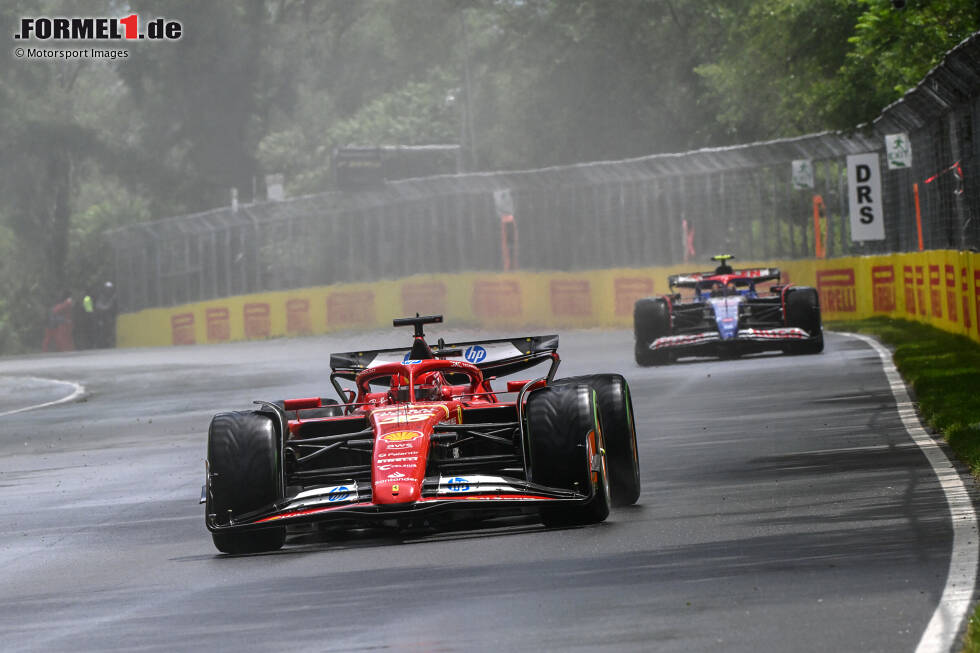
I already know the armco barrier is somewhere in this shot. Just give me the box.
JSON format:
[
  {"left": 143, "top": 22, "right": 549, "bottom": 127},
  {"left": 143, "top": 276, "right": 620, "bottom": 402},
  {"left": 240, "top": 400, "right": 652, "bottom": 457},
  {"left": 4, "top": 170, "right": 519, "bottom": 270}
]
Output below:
[{"left": 117, "top": 251, "right": 980, "bottom": 349}]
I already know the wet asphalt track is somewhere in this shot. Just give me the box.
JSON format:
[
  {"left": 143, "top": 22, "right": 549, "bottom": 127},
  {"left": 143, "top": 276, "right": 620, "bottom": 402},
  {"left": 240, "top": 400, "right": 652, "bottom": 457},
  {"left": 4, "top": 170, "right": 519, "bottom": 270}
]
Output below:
[{"left": 0, "top": 330, "right": 973, "bottom": 652}]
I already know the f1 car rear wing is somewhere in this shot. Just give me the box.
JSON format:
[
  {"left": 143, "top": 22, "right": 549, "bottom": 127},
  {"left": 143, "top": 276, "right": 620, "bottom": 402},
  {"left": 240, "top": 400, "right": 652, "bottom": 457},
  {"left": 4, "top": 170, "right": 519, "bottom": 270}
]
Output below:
[
  {"left": 330, "top": 334, "right": 560, "bottom": 381},
  {"left": 669, "top": 267, "right": 781, "bottom": 289}
]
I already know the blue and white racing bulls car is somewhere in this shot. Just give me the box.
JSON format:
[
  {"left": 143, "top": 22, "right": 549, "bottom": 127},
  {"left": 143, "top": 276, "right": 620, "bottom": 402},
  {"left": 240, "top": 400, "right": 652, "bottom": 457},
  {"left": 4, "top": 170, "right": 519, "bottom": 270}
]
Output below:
[{"left": 633, "top": 255, "right": 823, "bottom": 365}]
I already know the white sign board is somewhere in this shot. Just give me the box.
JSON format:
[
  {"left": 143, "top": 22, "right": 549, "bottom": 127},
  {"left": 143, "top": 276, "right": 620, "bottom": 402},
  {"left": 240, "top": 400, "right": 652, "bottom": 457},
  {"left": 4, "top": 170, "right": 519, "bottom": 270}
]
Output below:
[
  {"left": 266, "top": 173, "right": 285, "bottom": 201},
  {"left": 493, "top": 189, "right": 514, "bottom": 217},
  {"left": 847, "top": 153, "right": 885, "bottom": 241},
  {"left": 885, "top": 133, "right": 912, "bottom": 170},
  {"left": 791, "top": 159, "right": 814, "bottom": 189}
]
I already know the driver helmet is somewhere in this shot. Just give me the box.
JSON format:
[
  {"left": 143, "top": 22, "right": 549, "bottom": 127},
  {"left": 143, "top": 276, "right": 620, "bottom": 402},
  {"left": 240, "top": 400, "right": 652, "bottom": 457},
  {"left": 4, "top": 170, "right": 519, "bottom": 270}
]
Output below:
[{"left": 413, "top": 371, "right": 445, "bottom": 401}]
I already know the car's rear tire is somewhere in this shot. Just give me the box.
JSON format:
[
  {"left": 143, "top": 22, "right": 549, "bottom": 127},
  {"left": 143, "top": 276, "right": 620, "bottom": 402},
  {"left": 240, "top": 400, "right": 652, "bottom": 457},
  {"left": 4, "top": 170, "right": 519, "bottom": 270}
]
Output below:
[
  {"left": 634, "top": 298, "right": 671, "bottom": 366},
  {"left": 525, "top": 385, "right": 611, "bottom": 527},
  {"left": 207, "top": 411, "right": 285, "bottom": 554},
  {"left": 552, "top": 374, "right": 640, "bottom": 506},
  {"left": 784, "top": 287, "right": 824, "bottom": 355}
]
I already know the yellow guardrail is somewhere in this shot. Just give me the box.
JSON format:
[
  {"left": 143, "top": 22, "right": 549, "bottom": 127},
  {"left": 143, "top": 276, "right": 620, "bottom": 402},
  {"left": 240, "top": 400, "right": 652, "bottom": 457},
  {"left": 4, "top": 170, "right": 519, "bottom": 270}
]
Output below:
[{"left": 117, "top": 251, "right": 980, "bottom": 348}]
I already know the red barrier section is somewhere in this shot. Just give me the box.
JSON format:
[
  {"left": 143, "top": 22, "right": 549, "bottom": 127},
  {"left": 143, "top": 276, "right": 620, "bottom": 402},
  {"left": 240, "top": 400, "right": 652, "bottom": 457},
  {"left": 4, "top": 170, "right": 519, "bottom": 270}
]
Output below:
[
  {"left": 903, "top": 266, "right": 918, "bottom": 315},
  {"left": 327, "top": 291, "right": 375, "bottom": 326},
  {"left": 472, "top": 280, "right": 521, "bottom": 319},
  {"left": 872, "top": 265, "right": 896, "bottom": 313},
  {"left": 171, "top": 313, "right": 196, "bottom": 345},
  {"left": 963, "top": 268, "right": 973, "bottom": 331},
  {"left": 817, "top": 269, "right": 857, "bottom": 313},
  {"left": 286, "top": 298, "right": 311, "bottom": 334},
  {"left": 915, "top": 266, "right": 926, "bottom": 318},
  {"left": 614, "top": 278, "right": 654, "bottom": 316},
  {"left": 549, "top": 280, "right": 591, "bottom": 317},
  {"left": 205, "top": 307, "right": 230, "bottom": 342},
  {"left": 975, "top": 270, "right": 980, "bottom": 338},
  {"left": 401, "top": 281, "right": 447, "bottom": 316},
  {"left": 929, "top": 265, "right": 943, "bottom": 318},
  {"left": 244, "top": 303, "right": 271, "bottom": 339},
  {"left": 945, "top": 265, "right": 958, "bottom": 323}
]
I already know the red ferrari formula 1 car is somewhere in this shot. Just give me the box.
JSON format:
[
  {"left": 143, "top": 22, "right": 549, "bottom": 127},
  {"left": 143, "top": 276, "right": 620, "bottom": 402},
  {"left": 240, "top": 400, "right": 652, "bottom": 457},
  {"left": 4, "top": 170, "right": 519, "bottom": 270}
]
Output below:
[
  {"left": 634, "top": 255, "right": 823, "bottom": 365},
  {"left": 203, "top": 315, "right": 641, "bottom": 553}
]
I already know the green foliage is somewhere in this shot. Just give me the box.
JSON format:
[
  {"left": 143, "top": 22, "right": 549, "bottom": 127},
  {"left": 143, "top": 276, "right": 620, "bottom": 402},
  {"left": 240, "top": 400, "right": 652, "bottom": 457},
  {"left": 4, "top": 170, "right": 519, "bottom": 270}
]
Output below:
[
  {"left": 826, "top": 0, "right": 979, "bottom": 129},
  {"left": 830, "top": 318, "right": 980, "bottom": 471}
]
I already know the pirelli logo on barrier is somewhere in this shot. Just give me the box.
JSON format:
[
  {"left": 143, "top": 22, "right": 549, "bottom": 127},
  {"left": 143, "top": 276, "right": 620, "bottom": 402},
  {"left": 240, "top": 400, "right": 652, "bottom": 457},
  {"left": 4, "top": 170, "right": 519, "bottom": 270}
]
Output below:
[
  {"left": 816, "top": 269, "right": 857, "bottom": 313},
  {"left": 206, "top": 307, "right": 230, "bottom": 342},
  {"left": 975, "top": 270, "right": 980, "bottom": 337},
  {"left": 916, "top": 266, "right": 926, "bottom": 317},
  {"left": 903, "top": 265, "right": 927, "bottom": 316},
  {"left": 244, "top": 303, "right": 271, "bottom": 339},
  {"left": 928, "top": 265, "right": 943, "bottom": 318},
  {"left": 171, "top": 313, "right": 195, "bottom": 345},
  {"left": 903, "top": 266, "right": 918, "bottom": 315},
  {"left": 614, "top": 278, "right": 654, "bottom": 316},
  {"left": 550, "top": 280, "right": 591, "bottom": 317},
  {"left": 945, "top": 265, "right": 958, "bottom": 323},
  {"left": 328, "top": 291, "right": 375, "bottom": 326},
  {"left": 401, "top": 281, "right": 447, "bottom": 316},
  {"left": 473, "top": 280, "right": 521, "bottom": 319},
  {"left": 963, "top": 268, "right": 973, "bottom": 332},
  {"left": 286, "top": 298, "right": 311, "bottom": 334},
  {"left": 871, "top": 265, "right": 896, "bottom": 313}
]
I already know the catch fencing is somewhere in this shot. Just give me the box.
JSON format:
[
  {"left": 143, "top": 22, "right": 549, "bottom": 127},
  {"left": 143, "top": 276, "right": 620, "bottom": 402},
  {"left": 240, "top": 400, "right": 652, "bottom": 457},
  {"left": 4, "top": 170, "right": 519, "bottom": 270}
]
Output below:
[{"left": 108, "top": 33, "right": 980, "bottom": 314}]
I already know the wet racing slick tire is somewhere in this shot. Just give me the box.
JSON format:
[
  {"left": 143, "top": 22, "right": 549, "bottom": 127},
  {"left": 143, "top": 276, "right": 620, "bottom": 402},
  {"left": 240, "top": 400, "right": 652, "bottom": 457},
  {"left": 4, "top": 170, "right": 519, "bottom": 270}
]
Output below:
[
  {"left": 634, "top": 298, "right": 672, "bottom": 366},
  {"left": 783, "top": 287, "right": 824, "bottom": 355},
  {"left": 207, "top": 411, "right": 286, "bottom": 554},
  {"left": 525, "top": 384, "right": 611, "bottom": 527},
  {"left": 553, "top": 374, "right": 641, "bottom": 506}
]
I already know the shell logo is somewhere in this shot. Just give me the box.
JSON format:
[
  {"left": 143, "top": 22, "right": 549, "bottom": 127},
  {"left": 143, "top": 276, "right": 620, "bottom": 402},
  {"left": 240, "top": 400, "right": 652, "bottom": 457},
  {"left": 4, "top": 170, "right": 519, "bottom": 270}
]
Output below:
[{"left": 382, "top": 431, "right": 422, "bottom": 442}]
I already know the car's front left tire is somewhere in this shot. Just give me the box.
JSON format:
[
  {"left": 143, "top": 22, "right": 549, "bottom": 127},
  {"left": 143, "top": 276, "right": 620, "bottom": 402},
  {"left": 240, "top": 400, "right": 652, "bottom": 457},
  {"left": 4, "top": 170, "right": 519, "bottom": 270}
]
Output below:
[
  {"left": 207, "top": 411, "right": 285, "bottom": 554},
  {"left": 525, "top": 384, "right": 611, "bottom": 527},
  {"left": 552, "top": 374, "right": 640, "bottom": 506}
]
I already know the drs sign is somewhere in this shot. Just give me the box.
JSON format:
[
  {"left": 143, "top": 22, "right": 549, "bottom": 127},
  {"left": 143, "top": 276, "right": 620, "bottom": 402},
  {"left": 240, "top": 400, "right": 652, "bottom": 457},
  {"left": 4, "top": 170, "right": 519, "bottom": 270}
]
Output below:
[{"left": 847, "top": 153, "right": 885, "bottom": 242}]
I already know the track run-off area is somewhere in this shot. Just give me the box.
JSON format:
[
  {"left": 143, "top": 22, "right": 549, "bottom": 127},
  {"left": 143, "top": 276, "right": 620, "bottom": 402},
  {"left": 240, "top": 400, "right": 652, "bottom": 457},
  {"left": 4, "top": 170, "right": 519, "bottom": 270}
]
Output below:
[{"left": 0, "top": 329, "right": 976, "bottom": 652}]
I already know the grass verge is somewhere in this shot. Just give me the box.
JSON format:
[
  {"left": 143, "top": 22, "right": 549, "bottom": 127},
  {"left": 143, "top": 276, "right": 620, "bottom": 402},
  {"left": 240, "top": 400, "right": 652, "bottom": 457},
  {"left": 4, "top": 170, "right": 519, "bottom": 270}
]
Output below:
[{"left": 828, "top": 317, "right": 980, "bottom": 653}]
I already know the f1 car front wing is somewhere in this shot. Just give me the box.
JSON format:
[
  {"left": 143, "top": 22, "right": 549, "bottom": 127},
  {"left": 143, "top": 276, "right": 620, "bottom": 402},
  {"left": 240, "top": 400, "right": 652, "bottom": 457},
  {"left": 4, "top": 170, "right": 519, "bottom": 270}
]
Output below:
[
  {"left": 206, "top": 474, "right": 589, "bottom": 532},
  {"left": 649, "top": 327, "right": 811, "bottom": 351}
]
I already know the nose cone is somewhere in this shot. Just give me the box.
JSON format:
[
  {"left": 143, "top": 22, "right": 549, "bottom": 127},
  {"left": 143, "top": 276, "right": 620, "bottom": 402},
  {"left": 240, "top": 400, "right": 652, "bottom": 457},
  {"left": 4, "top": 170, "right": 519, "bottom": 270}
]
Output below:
[
  {"left": 373, "top": 480, "right": 419, "bottom": 503},
  {"left": 368, "top": 402, "right": 458, "bottom": 505},
  {"left": 711, "top": 296, "right": 741, "bottom": 340}
]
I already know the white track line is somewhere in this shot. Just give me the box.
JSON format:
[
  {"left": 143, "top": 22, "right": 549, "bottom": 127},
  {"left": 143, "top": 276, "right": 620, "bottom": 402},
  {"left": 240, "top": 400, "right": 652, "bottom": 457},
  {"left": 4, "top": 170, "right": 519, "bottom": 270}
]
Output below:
[
  {"left": 844, "top": 333, "right": 978, "bottom": 653},
  {"left": 0, "top": 377, "right": 85, "bottom": 417}
]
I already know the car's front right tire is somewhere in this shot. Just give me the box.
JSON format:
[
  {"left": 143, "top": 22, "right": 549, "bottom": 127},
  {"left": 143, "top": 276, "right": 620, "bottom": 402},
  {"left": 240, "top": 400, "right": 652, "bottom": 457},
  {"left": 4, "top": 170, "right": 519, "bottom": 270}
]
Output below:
[
  {"left": 783, "top": 287, "right": 824, "bottom": 355},
  {"left": 634, "top": 298, "right": 671, "bottom": 366}
]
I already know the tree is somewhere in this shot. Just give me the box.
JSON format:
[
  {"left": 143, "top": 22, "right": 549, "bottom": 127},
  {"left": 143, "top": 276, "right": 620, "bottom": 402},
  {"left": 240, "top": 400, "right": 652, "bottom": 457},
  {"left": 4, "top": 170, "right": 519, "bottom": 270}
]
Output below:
[
  {"left": 694, "top": 0, "right": 978, "bottom": 139},
  {"left": 827, "top": 0, "right": 979, "bottom": 129}
]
